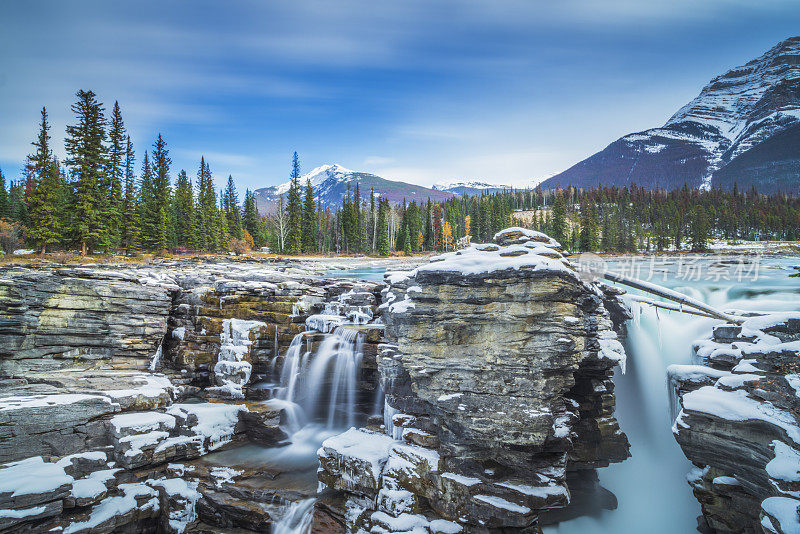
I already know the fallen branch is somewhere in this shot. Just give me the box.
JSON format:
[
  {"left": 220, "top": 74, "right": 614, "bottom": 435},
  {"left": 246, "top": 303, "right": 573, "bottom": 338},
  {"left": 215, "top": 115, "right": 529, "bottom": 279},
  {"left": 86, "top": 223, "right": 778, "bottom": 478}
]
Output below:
[
  {"left": 626, "top": 294, "right": 725, "bottom": 321},
  {"left": 601, "top": 271, "right": 744, "bottom": 324}
]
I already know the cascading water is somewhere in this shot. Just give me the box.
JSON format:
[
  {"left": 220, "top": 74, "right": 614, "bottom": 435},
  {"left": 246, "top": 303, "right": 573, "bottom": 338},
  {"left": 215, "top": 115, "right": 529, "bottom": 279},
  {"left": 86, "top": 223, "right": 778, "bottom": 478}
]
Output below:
[
  {"left": 274, "top": 327, "right": 364, "bottom": 430},
  {"left": 545, "top": 254, "right": 800, "bottom": 533},
  {"left": 272, "top": 498, "right": 316, "bottom": 534}
]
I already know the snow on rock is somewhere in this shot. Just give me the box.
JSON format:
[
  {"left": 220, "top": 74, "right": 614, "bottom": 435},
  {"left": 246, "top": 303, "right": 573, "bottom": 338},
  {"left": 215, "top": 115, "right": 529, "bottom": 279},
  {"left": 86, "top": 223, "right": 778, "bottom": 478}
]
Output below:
[
  {"left": 474, "top": 494, "right": 531, "bottom": 514},
  {"left": 318, "top": 428, "right": 395, "bottom": 492},
  {"left": 680, "top": 387, "right": 800, "bottom": 445},
  {"left": 0, "top": 456, "right": 73, "bottom": 498},
  {"left": 148, "top": 477, "right": 201, "bottom": 533},
  {"left": 760, "top": 496, "right": 800, "bottom": 534},
  {"left": 166, "top": 402, "right": 247, "bottom": 454},
  {"left": 207, "top": 318, "right": 266, "bottom": 399},
  {"left": 441, "top": 472, "right": 482, "bottom": 487},
  {"left": 62, "top": 482, "right": 160, "bottom": 534}
]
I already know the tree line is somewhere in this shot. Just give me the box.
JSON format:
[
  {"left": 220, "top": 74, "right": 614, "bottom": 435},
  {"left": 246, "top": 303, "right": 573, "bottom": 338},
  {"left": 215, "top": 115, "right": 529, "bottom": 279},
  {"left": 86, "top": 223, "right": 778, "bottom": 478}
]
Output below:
[{"left": 3, "top": 90, "right": 799, "bottom": 257}]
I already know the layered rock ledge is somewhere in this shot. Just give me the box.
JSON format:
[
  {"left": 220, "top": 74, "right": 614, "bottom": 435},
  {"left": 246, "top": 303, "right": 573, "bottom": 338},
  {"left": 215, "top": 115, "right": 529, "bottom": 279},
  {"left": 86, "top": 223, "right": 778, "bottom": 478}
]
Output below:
[
  {"left": 670, "top": 311, "right": 800, "bottom": 534},
  {"left": 317, "top": 228, "right": 631, "bottom": 533},
  {"left": 0, "top": 257, "right": 388, "bottom": 533}
]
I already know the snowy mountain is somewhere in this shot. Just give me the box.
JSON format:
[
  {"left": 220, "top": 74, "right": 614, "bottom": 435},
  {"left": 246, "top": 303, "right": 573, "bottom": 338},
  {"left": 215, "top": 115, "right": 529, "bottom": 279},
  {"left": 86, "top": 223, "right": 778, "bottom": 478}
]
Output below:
[
  {"left": 253, "top": 164, "right": 454, "bottom": 215},
  {"left": 433, "top": 180, "right": 512, "bottom": 196},
  {"left": 542, "top": 36, "right": 800, "bottom": 194}
]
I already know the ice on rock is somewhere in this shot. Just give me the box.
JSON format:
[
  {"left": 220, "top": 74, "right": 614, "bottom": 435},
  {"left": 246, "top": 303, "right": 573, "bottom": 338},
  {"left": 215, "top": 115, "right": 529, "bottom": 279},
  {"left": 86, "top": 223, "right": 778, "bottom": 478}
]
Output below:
[
  {"left": 62, "top": 482, "right": 159, "bottom": 534},
  {"left": 208, "top": 318, "right": 266, "bottom": 399},
  {"left": 441, "top": 472, "right": 482, "bottom": 486}
]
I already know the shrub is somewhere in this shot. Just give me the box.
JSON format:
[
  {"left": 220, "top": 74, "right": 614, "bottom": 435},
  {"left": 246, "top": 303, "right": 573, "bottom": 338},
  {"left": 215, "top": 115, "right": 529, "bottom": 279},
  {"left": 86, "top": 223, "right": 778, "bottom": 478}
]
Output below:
[
  {"left": 242, "top": 229, "right": 255, "bottom": 250},
  {"left": 229, "top": 238, "right": 248, "bottom": 256}
]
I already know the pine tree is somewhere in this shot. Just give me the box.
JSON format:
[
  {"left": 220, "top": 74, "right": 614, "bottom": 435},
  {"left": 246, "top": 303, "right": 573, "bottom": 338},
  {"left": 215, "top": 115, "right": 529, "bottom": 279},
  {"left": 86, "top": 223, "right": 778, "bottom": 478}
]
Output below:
[
  {"left": 149, "top": 134, "right": 171, "bottom": 251},
  {"left": 376, "top": 197, "right": 389, "bottom": 256},
  {"left": 285, "top": 152, "right": 302, "bottom": 254},
  {"left": 242, "top": 189, "right": 260, "bottom": 245},
  {"left": 174, "top": 170, "right": 195, "bottom": 248},
  {"left": 104, "top": 101, "right": 126, "bottom": 249},
  {"left": 301, "top": 179, "right": 317, "bottom": 253},
  {"left": 138, "top": 151, "right": 157, "bottom": 249},
  {"left": 0, "top": 168, "right": 8, "bottom": 219},
  {"left": 64, "top": 90, "right": 107, "bottom": 254},
  {"left": 690, "top": 205, "right": 709, "bottom": 252},
  {"left": 222, "top": 175, "right": 242, "bottom": 239},
  {"left": 578, "top": 202, "right": 598, "bottom": 252},
  {"left": 26, "top": 108, "right": 63, "bottom": 252},
  {"left": 120, "top": 136, "right": 139, "bottom": 253},
  {"left": 551, "top": 193, "right": 567, "bottom": 246}
]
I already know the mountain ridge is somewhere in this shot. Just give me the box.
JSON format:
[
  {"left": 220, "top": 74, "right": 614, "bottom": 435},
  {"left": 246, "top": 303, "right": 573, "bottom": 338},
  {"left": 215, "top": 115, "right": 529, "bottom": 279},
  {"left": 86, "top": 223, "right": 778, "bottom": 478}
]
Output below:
[
  {"left": 253, "top": 164, "right": 455, "bottom": 215},
  {"left": 541, "top": 36, "right": 800, "bottom": 194}
]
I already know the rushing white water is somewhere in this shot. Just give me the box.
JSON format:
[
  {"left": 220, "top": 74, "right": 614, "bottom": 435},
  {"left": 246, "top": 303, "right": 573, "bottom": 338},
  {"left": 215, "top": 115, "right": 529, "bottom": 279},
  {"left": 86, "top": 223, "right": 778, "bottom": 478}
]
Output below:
[
  {"left": 273, "top": 498, "right": 316, "bottom": 534},
  {"left": 545, "top": 254, "right": 800, "bottom": 534},
  {"left": 276, "top": 327, "right": 364, "bottom": 430}
]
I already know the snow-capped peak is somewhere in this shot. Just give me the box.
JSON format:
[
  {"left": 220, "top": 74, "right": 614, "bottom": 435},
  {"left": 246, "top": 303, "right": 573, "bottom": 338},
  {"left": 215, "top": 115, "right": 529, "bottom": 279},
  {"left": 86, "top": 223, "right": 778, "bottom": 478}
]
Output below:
[
  {"left": 274, "top": 163, "right": 354, "bottom": 194},
  {"left": 433, "top": 180, "right": 510, "bottom": 191}
]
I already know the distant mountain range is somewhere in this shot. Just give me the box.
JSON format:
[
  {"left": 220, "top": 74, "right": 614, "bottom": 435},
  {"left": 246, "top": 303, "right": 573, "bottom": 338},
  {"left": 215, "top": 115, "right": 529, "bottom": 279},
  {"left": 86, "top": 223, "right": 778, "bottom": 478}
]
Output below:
[
  {"left": 253, "top": 164, "right": 455, "bottom": 215},
  {"left": 433, "top": 181, "right": 512, "bottom": 196},
  {"left": 541, "top": 36, "right": 800, "bottom": 195}
]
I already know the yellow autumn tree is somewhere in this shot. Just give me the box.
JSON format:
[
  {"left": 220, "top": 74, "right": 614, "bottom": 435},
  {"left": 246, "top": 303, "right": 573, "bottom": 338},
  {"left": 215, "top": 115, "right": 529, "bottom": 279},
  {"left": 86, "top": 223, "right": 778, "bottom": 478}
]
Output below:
[
  {"left": 442, "top": 221, "right": 454, "bottom": 251},
  {"left": 464, "top": 215, "right": 471, "bottom": 238}
]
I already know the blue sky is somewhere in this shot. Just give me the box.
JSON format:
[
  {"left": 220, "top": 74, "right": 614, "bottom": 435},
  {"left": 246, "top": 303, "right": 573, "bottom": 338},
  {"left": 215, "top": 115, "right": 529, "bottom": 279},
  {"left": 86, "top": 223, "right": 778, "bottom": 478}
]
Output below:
[{"left": 1, "top": 1, "right": 799, "bottom": 190}]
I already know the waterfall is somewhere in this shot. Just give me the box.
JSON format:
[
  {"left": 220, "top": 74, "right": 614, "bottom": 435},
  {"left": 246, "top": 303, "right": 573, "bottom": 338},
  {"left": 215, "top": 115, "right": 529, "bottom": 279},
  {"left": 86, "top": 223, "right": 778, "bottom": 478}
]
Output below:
[
  {"left": 275, "top": 327, "right": 364, "bottom": 430},
  {"left": 272, "top": 498, "right": 316, "bottom": 534}
]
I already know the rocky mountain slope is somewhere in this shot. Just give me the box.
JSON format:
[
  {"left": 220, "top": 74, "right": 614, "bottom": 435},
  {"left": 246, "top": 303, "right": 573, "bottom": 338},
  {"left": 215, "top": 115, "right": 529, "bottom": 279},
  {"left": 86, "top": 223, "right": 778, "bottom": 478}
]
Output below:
[
  {"left": 253, "top": 164, "right": 454, "bottom": 215},
  {"left": 542, "top": 36, "right": 800, "bottom": 194}
]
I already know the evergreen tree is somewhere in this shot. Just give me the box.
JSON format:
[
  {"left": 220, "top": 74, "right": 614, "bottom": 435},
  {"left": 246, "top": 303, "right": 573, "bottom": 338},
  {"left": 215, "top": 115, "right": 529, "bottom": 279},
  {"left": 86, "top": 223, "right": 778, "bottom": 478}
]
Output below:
[
  {"left": 402, "top": 225, "right": 412, "bottom": 255},
  {"left": 376, "top": 197, "right": 389, "bottom": 256},
  {"left": 285, "top": 152, "right": 302, "bottom": 254},
  {"left": 578, "top": 202, "right": 598, "bottom": 252},
  {"left": 104, "top": 101, "right": 126, "bottom": 248},
  {"left": 242, "top": 189, "right": 260, "bottom": 245},
  {"left": 138, "top": 151, "right": 156, "bottom": 249},
  {"left": 174, "top": 170, "right": 194, "bottom": 248},
  {"left": 148, "top": 134, "right": 171, "bottom": 250},
  {"left": 222, "top": 175, "right": 242, "bottom": 239},
  {"left": 9, "top": 181, "right": 29, "bottom": 225},
  {"left": 64, "top": 90, "right": 107, "bottom": 254},
  {"left": 551, "top": 193, "right": 567, "bottom": 247},
  {"left": 120, "top": 136, "right": 139, "bottom": 253},
  {"left": 690, "top": 205, "right": 710, "bottom": 252},
  {"left": 26, "top": 108, "right": 63, "bottom": 252},
  {"left": 0, "top": 168, "right": 8, "bottom": 219},
  {"left": 301, "top": 179, "right": 317, "bottom": 253}
]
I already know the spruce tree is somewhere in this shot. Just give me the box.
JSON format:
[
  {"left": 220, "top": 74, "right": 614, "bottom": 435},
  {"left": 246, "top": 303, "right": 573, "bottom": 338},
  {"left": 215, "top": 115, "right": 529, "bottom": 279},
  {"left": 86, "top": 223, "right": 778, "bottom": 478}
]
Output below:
[
  {"left": 242, "top": 190, "right": 260, "bottom": 244},
  {"left": 578, "top": 202, "right": 598, "bottom": 252},
  {"left": 138, "top": 151, "right": 156, "bottom": 249},
  {"left": 64, "top": 90, "right": 107, "bottom": 254},
  {"left": 104, "top": 101, "right": 126, "bottom": 249},
  {"left": 551, "top": 194, "right": 567, "bottom": 246},
  {"left": 150, "top": 134, "right": 171, "bottom": 251},
  {"left": 285, "top": 152, "right": 302, "bottom": 254},
  {"left": 402, "top": 225, "right": 412, "bottom": 255},
  {"left": 174, "top": 170, "right": 195, "bottom": 248},
  {"left": 121, "top": 136, "right": 139, "bottom": 253},
  {"left": 0, "top": 168, "right": 8, "bottom": 219},
  {"left": 376, "top": 197, "right": 389, "bottom": 256},
  {"left": 222, "top": 175, "right": 242, "bottom": 239},
  {"left": 301, "top": 179, "right": 316, "bottom": 253},
  {"left": 26, "top": 108, "right": 63, "bottom": 252}
]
